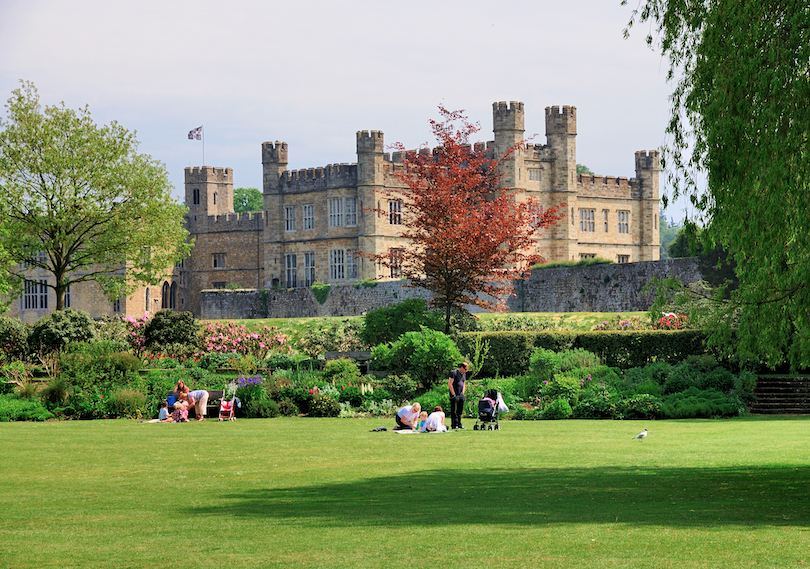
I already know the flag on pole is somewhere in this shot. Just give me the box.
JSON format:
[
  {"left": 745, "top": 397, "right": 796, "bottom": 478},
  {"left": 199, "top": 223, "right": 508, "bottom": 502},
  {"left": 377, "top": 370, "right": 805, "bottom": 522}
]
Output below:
[{"left": 188, "top": 126, "right": 202, "bottom": 140}]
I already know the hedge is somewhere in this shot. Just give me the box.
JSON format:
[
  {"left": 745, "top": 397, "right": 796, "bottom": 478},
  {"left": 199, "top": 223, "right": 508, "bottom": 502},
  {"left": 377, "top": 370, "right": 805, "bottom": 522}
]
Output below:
[{"left": 456, "top": 330, "right": 708, "bottom": 376}]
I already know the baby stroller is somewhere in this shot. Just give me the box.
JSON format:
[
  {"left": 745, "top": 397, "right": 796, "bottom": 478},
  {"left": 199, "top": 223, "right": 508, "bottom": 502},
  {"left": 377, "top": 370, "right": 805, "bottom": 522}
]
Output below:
[
  {"left": 218, "top": 396, "right": 240, "bottom": 421},
  {"left": 474, "top": 388, "right": 501, "bottom": 431}
]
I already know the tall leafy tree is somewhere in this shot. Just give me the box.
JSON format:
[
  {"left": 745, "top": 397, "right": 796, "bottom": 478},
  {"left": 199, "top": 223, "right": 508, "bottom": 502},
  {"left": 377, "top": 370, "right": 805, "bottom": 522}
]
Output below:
[
  {"left": 625, "top": 0, "right": 810, "bottom": 369},
  {"left": 368, "top": 106, "right": 563, "bottom": 333},
  {"left": 0, "top": 81, "right": 192, "bottom": 310},
  {"left": 233, "top": 187, "right": 263, "bottom": 213}
]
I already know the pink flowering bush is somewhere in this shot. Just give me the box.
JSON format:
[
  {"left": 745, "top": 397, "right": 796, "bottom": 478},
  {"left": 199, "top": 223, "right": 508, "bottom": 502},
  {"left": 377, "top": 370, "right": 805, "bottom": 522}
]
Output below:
[
  {"left": 653, "top": 313, "right": 689, "bottom": 330},
  {"left": 198, "top": 321, "right": 291, "bottom": 359},
  {"left": 593, "top": 313, "right": 649, "bottom": 331},
  {"left": 121, "top": 313, "right": 150, "bottom": 354}
]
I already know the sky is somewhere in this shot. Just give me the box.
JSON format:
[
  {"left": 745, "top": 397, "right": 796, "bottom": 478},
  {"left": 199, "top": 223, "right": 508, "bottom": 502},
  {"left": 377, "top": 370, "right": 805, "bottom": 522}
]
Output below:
[{"left": 0, "top": 0, "right": 689, "bottom": 223}]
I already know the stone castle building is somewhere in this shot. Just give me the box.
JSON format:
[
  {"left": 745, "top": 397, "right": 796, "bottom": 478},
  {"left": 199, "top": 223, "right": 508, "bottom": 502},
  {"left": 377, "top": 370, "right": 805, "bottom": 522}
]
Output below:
[
  {"left": 175, "top": 101, "right": 660, "bottom": 316},
  {"left": 5, "top": 101, "right": 659, "bottom": 321}
]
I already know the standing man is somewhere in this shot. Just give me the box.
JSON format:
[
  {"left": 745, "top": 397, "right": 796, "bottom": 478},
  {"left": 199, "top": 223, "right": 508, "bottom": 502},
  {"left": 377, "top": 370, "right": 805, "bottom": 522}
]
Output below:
[{"left": 448, "top": 362, "right": 469, "bottom": 430}]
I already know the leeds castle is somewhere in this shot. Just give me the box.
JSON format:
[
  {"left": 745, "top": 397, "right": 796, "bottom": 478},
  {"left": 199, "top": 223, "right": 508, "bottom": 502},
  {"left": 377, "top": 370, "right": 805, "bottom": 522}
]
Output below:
[{"left": 7, "top": 101, "right": 660, "bottom": 321}]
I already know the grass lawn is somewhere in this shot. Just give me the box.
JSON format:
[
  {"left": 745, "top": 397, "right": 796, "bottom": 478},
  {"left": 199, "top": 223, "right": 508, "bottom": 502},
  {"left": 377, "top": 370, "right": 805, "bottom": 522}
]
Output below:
[
  {"left": 2, "top": 416, "right": 809, "bottom": 568},
  {"left": 226, "top": 311, "right": 649, "bottom": 341}
]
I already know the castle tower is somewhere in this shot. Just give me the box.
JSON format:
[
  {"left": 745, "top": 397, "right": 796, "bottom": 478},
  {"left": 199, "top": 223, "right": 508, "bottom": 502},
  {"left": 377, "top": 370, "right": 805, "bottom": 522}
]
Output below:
[
  {"left": 261, "top": 141, "right": 288, "bottom": 193},
  {"left": 635, "top": 150, "right": 661, "bottom": 261},
  {"left": 493, "top": 101, "right": 525, "bottom": 188},
  {"left": 184, "top": 166, "right": 234, "bottom": 220},
  {"left": 356, "top": 130, "right": 385, "bottom": 277},
  {"left": 545, "top": 106, "right": 578, "bottom": 259}
]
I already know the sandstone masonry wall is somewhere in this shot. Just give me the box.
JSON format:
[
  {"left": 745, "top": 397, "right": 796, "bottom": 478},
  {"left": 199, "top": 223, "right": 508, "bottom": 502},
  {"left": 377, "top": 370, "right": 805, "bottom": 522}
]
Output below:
[{"left": 200, "top": 258, "right": 706, "bottom": 319}]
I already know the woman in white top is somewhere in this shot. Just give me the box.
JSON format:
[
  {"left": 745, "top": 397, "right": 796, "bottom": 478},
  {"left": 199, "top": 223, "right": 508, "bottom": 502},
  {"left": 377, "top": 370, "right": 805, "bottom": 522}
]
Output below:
[
  {"left": 420, "top": 406, "right": 447, "bottom": 433},
  {"left": 395, "top": 402, "right": 421, "bottom": 430}
]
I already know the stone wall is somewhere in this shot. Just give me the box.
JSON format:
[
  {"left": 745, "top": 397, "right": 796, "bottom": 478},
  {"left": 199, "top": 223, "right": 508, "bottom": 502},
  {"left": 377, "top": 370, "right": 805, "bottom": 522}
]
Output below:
[{"left": 200, "top": 257, "right": 710, "bottom": 319}]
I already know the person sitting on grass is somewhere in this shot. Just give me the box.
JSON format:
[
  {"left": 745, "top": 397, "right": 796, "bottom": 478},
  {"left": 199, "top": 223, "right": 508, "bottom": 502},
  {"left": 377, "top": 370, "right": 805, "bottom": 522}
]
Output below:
[
  {"left": 417, "top": 411, "right": 428, "bottom": 432},
  {"left": 394, "top": 402, "right": 421, "bottom": 430},
  {"left": 171, "top": 401, "right": 189, "bottom": 423},
  {"left": 420, "top": 406, "right": 447, "bottom": 433}
]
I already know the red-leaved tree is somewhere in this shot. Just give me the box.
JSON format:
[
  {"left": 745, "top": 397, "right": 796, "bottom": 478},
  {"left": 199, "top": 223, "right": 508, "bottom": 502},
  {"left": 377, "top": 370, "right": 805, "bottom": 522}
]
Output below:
[{"left": 368, "top": 107, "right": 564, "bottom": 333}]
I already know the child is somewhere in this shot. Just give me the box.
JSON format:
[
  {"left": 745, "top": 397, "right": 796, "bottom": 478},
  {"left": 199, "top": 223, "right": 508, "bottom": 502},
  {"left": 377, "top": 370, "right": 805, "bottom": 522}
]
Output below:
[
  {"left": 416, "top": 411, "right": 428, "bottom": 431},
  {"left": 171, "top": 401, "right": 189, "bottom": 423},
  {"left": 145, "top": 401, "right": 171, "bottom": 423}
]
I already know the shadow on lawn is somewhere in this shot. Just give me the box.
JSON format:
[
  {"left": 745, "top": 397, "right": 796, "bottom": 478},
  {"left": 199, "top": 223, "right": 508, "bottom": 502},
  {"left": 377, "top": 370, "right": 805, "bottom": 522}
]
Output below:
[{"left": 186, "top": 465, "right": 810, "bottom": 528}]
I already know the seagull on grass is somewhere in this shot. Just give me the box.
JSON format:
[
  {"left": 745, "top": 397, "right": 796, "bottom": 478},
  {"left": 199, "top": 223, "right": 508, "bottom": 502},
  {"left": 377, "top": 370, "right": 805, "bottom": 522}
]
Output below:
[{"left": 633, "top": 429, "right": 648, "bottom": 439}]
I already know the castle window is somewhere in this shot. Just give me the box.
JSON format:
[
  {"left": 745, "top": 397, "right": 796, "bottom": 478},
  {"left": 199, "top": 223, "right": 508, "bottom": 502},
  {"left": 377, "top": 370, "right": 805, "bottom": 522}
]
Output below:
[
  {"left": 346, "top": 252, "right": 358, "bottom": 279},
  {"left": 170, "top": 282, "right": 177, "bottom": 309},
  {"left": 23, "top": 279, "right": 48, "bottom": 310},
  {"left": 603, "top": 209, "right": 609, "bottom": 232},
  {"left": 212, "top": 253, "right": 226, "bottom": 268},
  {"left": 213, "top": 192, "right": 217, "bottom": 205},
  {"left": 329, "top": 249, "right": 345, "bottom": 280},
  {"left": 389, "top": 200, "right": 402, "bottom": 225},
  {"left": 285, "top": 206, "right": 296, "bottom": 232},
  {"left": 285, "top": 254, "right": 297, "bottom": 288},
  {"left": 193, "top": 188, "right": 200, "bottom": 205},
  {"left": 113, "top": 298, "right": 121, "bottom": 313},
  {"left": 304, "top": 252, "right": 316, "bottom": 286},
  {"left": 20, "top": 250, "right": 47, "bottom": 270},
  {"left": 303, "top": 204, "right": 314, "bottom": 230},
  {"left": 346, "top": 198, "right": 358, "bottom": 226},
  {"left": 529, "top": 169, "right": 541, "bottom": 181},
  {"left": 618, "top": 255, "right": 630, "bottom": 264},
  {"left": 579, "top": 209, "right": 595, "bottom": 232},
  {"left": 618, "top": 210, "right": 630, "bottom": 234},
  {"left": 579, "top": 253, "right": 596, "bottom": 260},
  {"left": 328, "top": 198, "right": 344, "bottom": 227},
  {"left": 571, "top": 207, "right": 574, "bottom": 225},
  {"left": 64, "top": 284, "right": 71, "bottom": 308},
  {"left": 162, "top": 281, "right": 170, "bottom": 308},
  {"left": 389, "top": 248, "right": 404, "bottom": 278}
]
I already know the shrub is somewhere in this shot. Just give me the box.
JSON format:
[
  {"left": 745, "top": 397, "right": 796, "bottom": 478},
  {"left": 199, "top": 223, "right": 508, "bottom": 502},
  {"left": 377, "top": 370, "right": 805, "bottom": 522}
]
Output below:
[
  {"left": 311, "top": 281, "right": 331, "bottom": 304},
  {"left": 322, "top": 358, "right": 361, "bottom": 385},
  {"left": 620, "top": 394, "right": 662, "bottom": 419},
  {"left": 198, "top": 321, "right": 290, "bottom": 359},
  {"left": 0, "top": 393, "right": 54, "bottom": 421},
  {"left": 542, "top": 399, "right": 572, "bottom": 420},
  {"left": 0, "top": 316, "right": 30, "bottom": 361},
  {"left": 29, "top": 309, "right": 95, "bottom": 353},
  {"left": 734, "top": 371, "right": 757, "bottom": 404},
  {"left": 660, "top": 387, "right": 739, "bottom": 419},
  {"left": 529, "top": 348, "right": 562, "bottom": 382},
  {"left": 479, "top": 314, "right": 558, "bottom": 332},
  {"left": 143, "top": 310, "right": 200, "bottom": 351},
  {"left": 295, "top": 318, "right": 367, "bottom": 358},
  {"left": 108, "top": 388, "right": 148, "bottom": 419},
  {"left": 108, "top": 353, "right": 142, "bottom": 373},
  {"left": 361, "top": 299, "right": 443, "bottom": 345},
  {"left": 413, "top": 385, "right": 449, "bottom": 414},
  {"left": 699, "top": 367, "right": 736, "bottom": 392},
  {"left": 277, "top": 399, "right": 299, "bottom": 416},
  {"left": 371, "top": 326, "right": 462, "bottom": 388},
  {"left": 663, "top": 362, "right": 704, "bottom": 394},
  {"left": 247, "top": 399, "right": 279, "bottom": 418},
  {"left": 538, "top": 375, "right": 580, "bottom": 407},
  {"left": 572, "top": 394, "right": 620, "bottom": 419},
  {"left": 379, "top": 374, "right": 418, "bottom": 402},
  {"left": 196, "top": 352, "right": 238, "bottom": 371},
  {"left": 558, "top": 348, "right": 602, "bottom": 372},
  {"left": 235, "top": 375, "right": 265, "bottom": 408},
  {"left": 308, "top": 393, "right": 340, "bottom": 417},
  {"left": 41, "top": 377, "right": 73, "bottom": 408},
  {"left": 593, "top": 314, "right": 649, "bottom": 331}
]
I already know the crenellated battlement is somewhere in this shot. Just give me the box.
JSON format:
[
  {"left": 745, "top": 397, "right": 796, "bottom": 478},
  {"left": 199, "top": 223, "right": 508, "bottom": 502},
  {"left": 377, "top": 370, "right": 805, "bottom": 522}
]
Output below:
[
  {"left": 185, "top": 166, "right": 232, "bottom": 184},
  {"left": 262, "top": 141, "right": 288, "bottom": 164},
  {"left": 264, "top": 162, "right": 358, "bottom": 193},
  {"left": 634, "top": 150, "right": 660, "bottom": 171},
  {"left": 524, "top": 142, "right": 553, "bottom": 160},
  {"left": 545, "top": 105, "right": 577, "bottom": 135},
  {"left": 356, "top": 130, "right": 385, "bottom": 153},
  {"left": 187, "top": 210, "right": 264, "bottom": 232},
  {"left": 493, "top": 101, "right": 525, "bottom": 132},
  {"left": 576, "top": 173, "right": 652, "bottom": 200}
]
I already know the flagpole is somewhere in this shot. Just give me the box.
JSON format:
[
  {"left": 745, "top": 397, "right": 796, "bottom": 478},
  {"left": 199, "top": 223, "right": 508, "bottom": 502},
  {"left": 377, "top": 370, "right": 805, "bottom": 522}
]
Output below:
[{"left": 202, "top": 123, "right": 205, "bottom": 167}]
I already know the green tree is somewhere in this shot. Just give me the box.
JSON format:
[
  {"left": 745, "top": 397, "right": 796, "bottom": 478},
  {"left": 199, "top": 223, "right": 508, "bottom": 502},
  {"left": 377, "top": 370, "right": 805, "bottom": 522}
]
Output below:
[
  {"left": 233, "top": 187, "right": 263, "bottom": 213},
  {"left": 0, "top": 81, "right": 192, "bottom": 310},
  {"left": 625, "top": 1, "right": 810, "bottom": 369},
  {"left": 658, "top": 210, "right": 681, "bottom": 260},
  {"left": 576, "top": 164, "right": 594, "bottom": 175},
  {"left": 667, "top": 224, "right": 704, "bottom": 259}
]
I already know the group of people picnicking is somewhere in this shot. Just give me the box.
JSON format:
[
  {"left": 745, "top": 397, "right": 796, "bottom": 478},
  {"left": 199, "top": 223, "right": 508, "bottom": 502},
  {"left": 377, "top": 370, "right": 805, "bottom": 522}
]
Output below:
[
  {"left": 147, "top": 380, "right": 210, "bottom": 423},
  {"left": 394, "top": 361, "right": 470, "bottom": 433}
]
